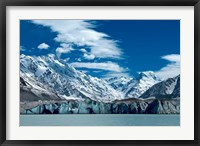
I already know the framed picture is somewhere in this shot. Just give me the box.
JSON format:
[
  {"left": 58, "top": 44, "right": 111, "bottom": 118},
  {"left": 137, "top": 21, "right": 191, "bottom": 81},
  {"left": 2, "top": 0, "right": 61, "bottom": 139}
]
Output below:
[{"left": 0, "top": 0, "right": 199, "bottom": 145}]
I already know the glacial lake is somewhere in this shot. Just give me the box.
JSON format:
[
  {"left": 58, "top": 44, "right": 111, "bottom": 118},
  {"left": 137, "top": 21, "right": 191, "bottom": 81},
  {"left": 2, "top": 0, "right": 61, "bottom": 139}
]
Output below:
[{"left": 20, "top": 114, "right": 180, "bottom": 126}]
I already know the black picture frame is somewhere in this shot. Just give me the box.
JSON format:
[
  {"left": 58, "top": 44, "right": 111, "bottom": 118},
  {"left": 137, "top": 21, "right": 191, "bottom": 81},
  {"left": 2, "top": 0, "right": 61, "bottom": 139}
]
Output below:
[{"left": 0, "top": 0, "right": 199, "bottom": 145}]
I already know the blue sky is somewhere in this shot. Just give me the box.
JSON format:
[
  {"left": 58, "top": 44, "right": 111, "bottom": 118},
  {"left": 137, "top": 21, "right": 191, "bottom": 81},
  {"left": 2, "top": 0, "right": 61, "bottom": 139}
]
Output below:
[{"left": 20, "top": 20, "right": 180, "bottom": 80}]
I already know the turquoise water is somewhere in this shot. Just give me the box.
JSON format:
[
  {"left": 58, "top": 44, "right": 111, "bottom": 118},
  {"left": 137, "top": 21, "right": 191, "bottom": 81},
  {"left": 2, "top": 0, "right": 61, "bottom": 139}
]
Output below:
[{"left": 20, "top": 114, "right": 180, "bottom": 126}]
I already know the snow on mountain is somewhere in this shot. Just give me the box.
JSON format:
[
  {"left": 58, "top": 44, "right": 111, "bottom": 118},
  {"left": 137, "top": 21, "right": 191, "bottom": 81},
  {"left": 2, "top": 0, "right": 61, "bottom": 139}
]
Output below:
[
  {"left": 106, "top": 76, "right": 132, "bottom": 91},
  {"left": 20, "top": 54, "right": 179, "bottom": 103},
  {"left": 20, "top": 75, "right": 63, "bottom": 102},
  {"left": 139, "top": 75, "right": 180, "bottom": 99},
  {"left": 20, "top": 54, "right": 123, "bottom": 102},
  {"left": 121, "top": 71, "right": 161, "bottom": 98},
  {"left": 20, "top": 54, "right": 181, "bottom": 114}
]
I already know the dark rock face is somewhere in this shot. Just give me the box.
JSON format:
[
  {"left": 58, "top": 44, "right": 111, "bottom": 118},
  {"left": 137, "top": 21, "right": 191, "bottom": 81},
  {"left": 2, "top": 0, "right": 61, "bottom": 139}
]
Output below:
[
  {"left": 145, "top": 99, "right": 180, "bottom": 114},
  {"left": 20, "top": 75, "right": 63, "bottom": 102},
  {"left": 21, "top": 98, "right": 180, "bottom": 114},
  {"left": 171, "top": 76, "right": 180, "bottom": 98},
  {"left": 139, "top": 75, "right": 180, "bottom": 99}
]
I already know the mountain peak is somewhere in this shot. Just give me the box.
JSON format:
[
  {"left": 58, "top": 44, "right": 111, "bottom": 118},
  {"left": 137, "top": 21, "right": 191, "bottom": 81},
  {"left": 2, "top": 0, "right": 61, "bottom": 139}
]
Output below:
[
  {"left": 138, "top": 71, "right": 160, "bottom": 81},
  {"left": 121, "top": 71, "right": 161, "bottom": 98}
]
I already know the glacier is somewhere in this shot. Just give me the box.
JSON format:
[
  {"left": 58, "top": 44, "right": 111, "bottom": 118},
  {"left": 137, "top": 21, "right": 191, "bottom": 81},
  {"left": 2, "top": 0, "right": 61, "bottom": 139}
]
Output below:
[{"left": 21, "top": 98, "right": 180, "bottom": 114}]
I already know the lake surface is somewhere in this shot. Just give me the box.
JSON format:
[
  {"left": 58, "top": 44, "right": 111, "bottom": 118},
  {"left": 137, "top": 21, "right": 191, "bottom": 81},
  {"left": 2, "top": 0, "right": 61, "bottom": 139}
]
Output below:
[{"left": 20, "top": 114, "right": 180, "bottom": 126}]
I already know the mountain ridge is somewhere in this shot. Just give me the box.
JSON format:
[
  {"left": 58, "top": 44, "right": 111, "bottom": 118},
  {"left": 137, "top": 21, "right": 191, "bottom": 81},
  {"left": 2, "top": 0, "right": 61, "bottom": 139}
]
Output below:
[
  {"left": 139, "top": 75, "right": 180, "bottom": 99},
  {"left": 20, "top": 54, "right": 180, "bottom": 114},
  {"left": 20, "top": 54, "right": 123, "bottom": 102}
]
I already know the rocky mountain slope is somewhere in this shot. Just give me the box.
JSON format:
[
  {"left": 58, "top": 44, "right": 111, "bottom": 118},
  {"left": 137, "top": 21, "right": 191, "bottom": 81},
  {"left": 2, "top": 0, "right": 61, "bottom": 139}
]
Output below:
[
  {"left": 107, "top": 71, "right": 161, "bottom": 98},
  {"left": 123, "top": 71, "right": 161, "bottom": 98},
  {"left": 139, "top": 75, "right": 180, "bottom": 99}
]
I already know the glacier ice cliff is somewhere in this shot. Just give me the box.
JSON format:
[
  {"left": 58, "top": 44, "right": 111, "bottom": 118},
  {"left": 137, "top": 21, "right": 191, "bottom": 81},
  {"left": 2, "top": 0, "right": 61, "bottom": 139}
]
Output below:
[{"left": 21, "top": 98, "right": 180, "bottom": 114}]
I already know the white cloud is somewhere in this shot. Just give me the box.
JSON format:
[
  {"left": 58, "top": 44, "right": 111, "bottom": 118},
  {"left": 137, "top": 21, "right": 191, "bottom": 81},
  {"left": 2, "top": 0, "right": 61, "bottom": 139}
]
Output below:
[
  {"left": 37, "top": 43, "right": 49, "bottom": 49},
  {"left": 56, "top": 43, "right": 74, "bottom": 57},
  {"left": 80, "top": 48, "right": 87, "bottom": 53},
  {"left": 161, "top": 54, "right": 180, "bottom": 62},
  {"left": 70, "top": 62, "right": 125, "bottom": 72},
  {"left": 31, "top": 20, "right": 122, "bottom": 59},
  {"left": 155, "top": 54, "right": 180, "bottom": 80},
  {"left": 76, "top": 58, "right": 82, "bottom": 62},
  {"left": 83, "top": 53, "right": 95, "bottom": 60},
  {"left": 20, "top": 46, "right": 26, "bottom": 51},
  {"left": 90, "top": 39, "right": 122, "bottom": 59}
]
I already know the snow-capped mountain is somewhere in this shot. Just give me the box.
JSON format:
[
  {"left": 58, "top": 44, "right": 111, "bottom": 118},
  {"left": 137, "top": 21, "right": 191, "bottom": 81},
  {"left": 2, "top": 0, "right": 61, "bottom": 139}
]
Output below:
[
  {"left": 20, "top": 54, "right": 180, "bottom": 114},
  {"left": 20, "top": 54, "right": 179, "bottom": 104},
  {"left": 121, "top": 71, "right": 161, "bottom": 98},
  {"left": 20, "top": 54, "right": 123, "bottom": 102},
  {"left": 139, "top": 75, "right": 180, "bottom": 99},
  {"left": 106, "top": 76, "right": 132, "bottom": 91}
]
